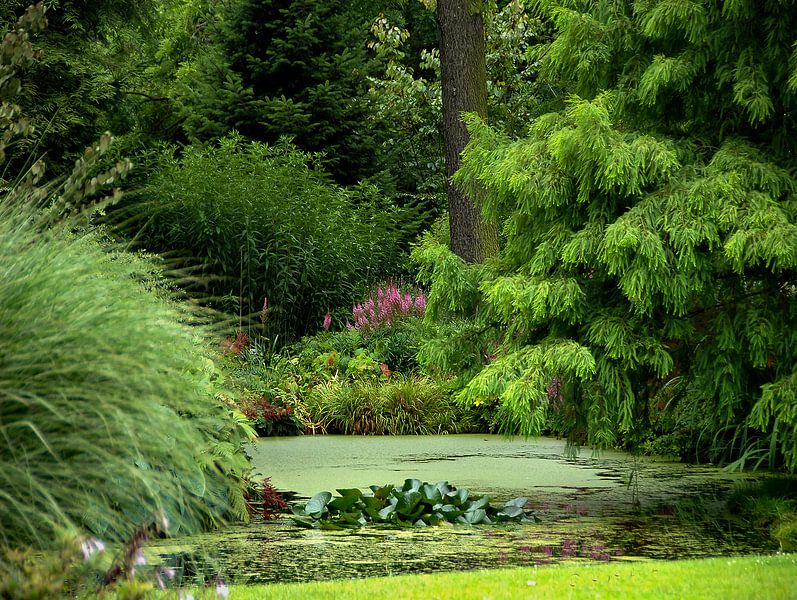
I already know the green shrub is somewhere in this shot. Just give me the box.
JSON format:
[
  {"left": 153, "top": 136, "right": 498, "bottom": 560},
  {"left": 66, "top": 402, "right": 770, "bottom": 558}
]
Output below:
[
  {"left": 306, "top": 376, "right": 473, "bottom": 435},
  {"left": 0, "top": 200, "right": 251, "bottom": 549},
  {"left": 123, "top": 135, "right": 408, "bottom": 343}
]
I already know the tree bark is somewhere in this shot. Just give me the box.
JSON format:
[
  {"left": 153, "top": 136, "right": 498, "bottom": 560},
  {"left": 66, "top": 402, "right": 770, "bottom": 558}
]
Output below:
[{"left": 437, "top": 0, "right": 498, "bottom": 263}]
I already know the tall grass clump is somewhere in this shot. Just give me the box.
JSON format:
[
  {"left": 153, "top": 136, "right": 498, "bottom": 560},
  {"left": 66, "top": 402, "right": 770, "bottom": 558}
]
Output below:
[
  {"left": 307, "top": 376, "right": 471, "bottom": 435},
  {"left": 0, "top": 1, "right": 252, "bottom": 559},
  {"left": 0, "top": 200, "right": 252, "bottom": 549},
  {"left": 123, "top": 135, "right": 408, "bottom": 342}
]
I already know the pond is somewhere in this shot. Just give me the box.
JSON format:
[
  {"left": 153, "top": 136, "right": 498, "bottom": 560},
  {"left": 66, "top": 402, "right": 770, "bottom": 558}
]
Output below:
[{"left": 148, "top": 435, "right": 778, "bottom": 584}]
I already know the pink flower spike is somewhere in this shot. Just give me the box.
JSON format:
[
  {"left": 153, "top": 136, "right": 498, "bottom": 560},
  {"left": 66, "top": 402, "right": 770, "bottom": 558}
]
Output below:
[
  {"left": 400, "top": 292, "right": 413, "bottom": 314},
  {"left": 323, "top": 311, "right": 332, "bottom": 330},
  {"left": 365, "top": 298, "right": 376, "bottom": 320},
  {"left": 415, "top": 294, "right": 426, "bottom": 313},
  {"left": 346, "top": 320, "right": 353, "bottom": 330}
]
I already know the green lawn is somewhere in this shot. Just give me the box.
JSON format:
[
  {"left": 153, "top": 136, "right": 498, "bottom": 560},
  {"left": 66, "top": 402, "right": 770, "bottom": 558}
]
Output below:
[{"left": 218, "top": 555, "right": 796, "bottom": 599}]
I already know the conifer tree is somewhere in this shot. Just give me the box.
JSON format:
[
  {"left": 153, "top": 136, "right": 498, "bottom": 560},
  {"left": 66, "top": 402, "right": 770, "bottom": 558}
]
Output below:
[
  {"left": 416, "top": 0, "right": 797, "bottom": 469},
  {"left": 179, "top": 0, "right": 382, "bottom": 185}
]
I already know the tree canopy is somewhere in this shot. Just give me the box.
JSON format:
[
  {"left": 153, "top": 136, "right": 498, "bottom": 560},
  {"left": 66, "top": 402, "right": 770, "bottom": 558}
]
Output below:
[{"left": 417, "top": 0, "right": 797, "bottom": 468}]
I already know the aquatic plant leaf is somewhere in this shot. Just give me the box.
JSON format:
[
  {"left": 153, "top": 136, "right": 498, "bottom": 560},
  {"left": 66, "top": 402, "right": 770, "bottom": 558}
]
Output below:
[
  {"left": 395, "top": 491, "right": 423, "bottom": 515},
  {"left": 446, "top": 488, "right": 469, "bottom": 506},
  {"left": 439, "top": 504, "right": 464, "bottom": 520},
  {"left": 434, "top": 481, "right": 452, "bottom": 495},
  {"left": 378, "top": 504, "right": 396, "bottom": 520},
  {"left": 290, "top": 516, "right": 316, "bottom": 528},
  {"left": 339, "top": 511, "right": 364, "bottom": 525},
  {"left": 504, "top": 497, "right": 529, "bottom": 508},
  {"left": 468, "top": 495, "right": 490, "bottom": 511},
  {"left": 364, "top": 507, "right": 381, "bottom": 521},
  {"left": 421, "top": 484, "right": 444, "bottom": 504},
  {"left": 361, "top": 496, "right": 384, "bottom": 511},
  {"left": 402, "top": 478, "right": 423, "bottom": 493},
  {"left": 329, "top": 494, "right": 360, "bottom": 512},
  {"left": 370, "top": 484, "right": 394, "bottom": 500},
  {"left": 414, "top": 519, "right": 428, "bottom": 527},
  {"left": 460, "top": 508, "right": 487, "bottom": 524},
  {"left": 428, "top": 512, "right": 444, "bottom": 526},
  {"left": 305, "top": 491, "right": 332, "bottom": 516},
  {"left": 497, "top": 505, "right": 524, "bottom": 519},
  {"left": 336, "top": 488, "right": 363, "bottom": 498}
]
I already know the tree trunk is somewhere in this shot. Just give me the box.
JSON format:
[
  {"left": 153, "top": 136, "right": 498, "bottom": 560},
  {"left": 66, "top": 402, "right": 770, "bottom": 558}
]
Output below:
[{"left": 437, "top": 0, "right": 498, "bottom": 263}]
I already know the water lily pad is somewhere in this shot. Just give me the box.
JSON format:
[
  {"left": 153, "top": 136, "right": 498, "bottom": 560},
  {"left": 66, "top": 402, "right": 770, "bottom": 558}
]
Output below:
[
  {"left": 370, "top": 484, "right": 394, "bottom": 500},
  {"left": 329, "top": 494, "right": 360, "bottom": 512},
  {"left": 402, "top": 478, "right": 422, "bottom": 493},
  {"left": 305, "top": 491, "right": 332, "bottom": 517},
  {"left": 446, "top": 488, "right": 469, "bottom": 506}
]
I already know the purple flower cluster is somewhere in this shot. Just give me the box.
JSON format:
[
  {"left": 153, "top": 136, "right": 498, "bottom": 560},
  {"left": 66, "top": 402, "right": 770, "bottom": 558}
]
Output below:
[
  {"left": 350, "top": 282, "right": 426, "bottom": 331},
  {"left": 546, "top": 375, "right": 564, "bottom": 403}
]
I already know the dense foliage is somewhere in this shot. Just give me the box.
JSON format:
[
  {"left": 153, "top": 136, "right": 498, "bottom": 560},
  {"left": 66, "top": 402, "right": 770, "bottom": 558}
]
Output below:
[
  {"left": 0, "top": 0, "right": 165, "bottom": 173},
  {"left": 127, "top": 136, "right": 408, "bottom": 342},
  {"left": 0, "top": 4, "right": 252, "bottom": 554},
  {"left": 172, "top": 0, "right": 383, "bottom": 184},
  {"left": 0, "top": 203, "right": 253, "bottom": 547},
  {"left": 417, "top": 0, "right": 797, "bottom": 469}
]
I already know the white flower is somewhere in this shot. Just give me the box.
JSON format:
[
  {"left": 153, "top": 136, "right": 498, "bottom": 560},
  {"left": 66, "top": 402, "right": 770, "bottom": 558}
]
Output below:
[
  {"left": 216, "top": 579, "right": 230, "bottom": 599},
  {"left": 79, "top": 537, "right": 106, "bottom": 560},
  {"left": 158, "top": 509, "right": 170, "bottom": 531}
]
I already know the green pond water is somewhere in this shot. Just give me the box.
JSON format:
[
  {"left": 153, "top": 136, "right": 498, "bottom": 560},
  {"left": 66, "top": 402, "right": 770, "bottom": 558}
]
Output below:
[{"left": 148, "top": 435, "right": 779, "bottom": 584}]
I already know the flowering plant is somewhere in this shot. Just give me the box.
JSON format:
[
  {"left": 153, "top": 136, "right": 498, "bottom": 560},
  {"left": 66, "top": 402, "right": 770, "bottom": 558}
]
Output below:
[{"left": 351, "top": 282, "right": 426, "bottom": 332}]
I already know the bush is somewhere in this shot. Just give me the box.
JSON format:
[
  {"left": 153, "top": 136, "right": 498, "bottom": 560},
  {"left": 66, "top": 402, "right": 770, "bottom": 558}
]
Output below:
[
  {"left": 0, "top": 200, "right": 252, "bottom": 549},
  {"left": 123, "top": 135, "right": 408, "bottom": 343}
]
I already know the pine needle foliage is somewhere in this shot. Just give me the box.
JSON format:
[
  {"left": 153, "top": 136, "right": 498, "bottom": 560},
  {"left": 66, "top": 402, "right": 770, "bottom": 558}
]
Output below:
[{"left": 417, "top": 0, "right": 797, "bottom": 468}]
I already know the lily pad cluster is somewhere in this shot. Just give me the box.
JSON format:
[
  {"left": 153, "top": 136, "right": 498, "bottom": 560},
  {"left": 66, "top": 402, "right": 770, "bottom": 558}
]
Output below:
[{"left": 291, "top": 479, "right": 537, "bottom": 528}]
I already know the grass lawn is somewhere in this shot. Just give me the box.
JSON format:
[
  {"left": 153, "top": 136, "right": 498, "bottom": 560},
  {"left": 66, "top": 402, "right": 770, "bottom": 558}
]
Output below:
[{"left": 215, "top": 554, "right": 796, "bottom": 599}]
